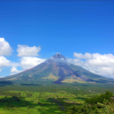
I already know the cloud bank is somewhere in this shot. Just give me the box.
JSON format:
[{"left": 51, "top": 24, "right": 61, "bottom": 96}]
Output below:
[
  {"left": 20, "top": 57, "right": 46, "bottom": 70},
  {"left": 67, "top": 52, "right": 114, "bottom": 78}
]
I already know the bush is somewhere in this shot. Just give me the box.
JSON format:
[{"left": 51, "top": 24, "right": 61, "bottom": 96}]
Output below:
[
  {"left": 65, "top": 104, "right": 99, "bottom": 114},
  {"left": 65, "top": 103, "right": 113, "bottom": 114},
  {"left": 85, "top": 91, "right": 113, "bottom": 104},
  {"left": 65, "top": 91, "right": 113, "bottom": 114}
]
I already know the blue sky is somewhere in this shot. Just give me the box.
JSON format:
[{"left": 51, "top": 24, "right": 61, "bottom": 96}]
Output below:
[{"left": 0, "top": 1, "right": 114, "bottom": 78}]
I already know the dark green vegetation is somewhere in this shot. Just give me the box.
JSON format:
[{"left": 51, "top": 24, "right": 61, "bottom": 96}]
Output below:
[
  {"left": 66, "top": 91, "right": 114, "bottom": 114},
  {"left": 0, "top": 82, "right": 114, "bottom": 114},
  {"left": 85, "top": 91, "right": 113, "bottom": 104}
]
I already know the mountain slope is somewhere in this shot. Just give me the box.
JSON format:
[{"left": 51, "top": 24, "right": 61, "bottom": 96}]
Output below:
[{"left": 1, "top": 53, "right": 114, "bottom": 84}]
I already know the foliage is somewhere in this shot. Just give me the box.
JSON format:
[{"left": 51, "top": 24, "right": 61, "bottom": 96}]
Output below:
[
  {"left": 65, "top": 91, "right": 114, "bottom": 114},
  {"left": 85, "top": 91, "right": 113, "bottom": 104},
  {"left": 0, "top": 83, "right": 114, "bottom": 113},
  {"left": 65, "top": 103, "right": 114, "bottom": 114}
]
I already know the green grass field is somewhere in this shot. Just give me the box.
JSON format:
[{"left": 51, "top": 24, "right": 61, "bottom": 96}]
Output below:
[{"left": 0, "top": 83, "right": 114, "bottom": 114}]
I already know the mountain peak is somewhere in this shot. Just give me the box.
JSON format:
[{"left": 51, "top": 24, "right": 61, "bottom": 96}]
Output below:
[
  {"left": 1, "top": 52, "right": 113, "bottom": 85},
  {"left": 53, "top": 53, "right": 66, "bottom": 59}
]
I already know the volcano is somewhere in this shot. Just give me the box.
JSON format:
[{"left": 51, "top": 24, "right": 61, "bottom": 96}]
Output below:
[{"left": 1, "top": 53, "right": 114, "bottom": 84}]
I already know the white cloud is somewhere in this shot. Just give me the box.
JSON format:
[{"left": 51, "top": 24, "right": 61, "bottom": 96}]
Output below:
[
  {"left": 74, "top": 52, "right": 93, "bottom": 59},
  {"left": 0, "top": 38, "right": 19, "bottom": 75},
  {"left": 10, "top": 67, "right": 20, "bottom": 75},
  {"left": 67, "top": 52, "right": 114, "bottom": 78},
  {"left": 87, "top": 53, "right": 114, "bottom": 67},
  {"left": 0, "top": 38, "right": 13, "bottom": 56},
  {"left": 17, "top": 45, "right": 41, "bottom": 57},
  {"left": 0, "top": 56, "right": 11, "bottom": 68},
  {"left": 0, "top": 56, "right": 19, "bottom": 72},
  {"left": 20, "top": 57, "right": 46, "bottom": 70}
]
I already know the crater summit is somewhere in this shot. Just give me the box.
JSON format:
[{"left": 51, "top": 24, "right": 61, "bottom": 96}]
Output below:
[{"left": 53, "top": 53, "right": 66, "bottom": 59}]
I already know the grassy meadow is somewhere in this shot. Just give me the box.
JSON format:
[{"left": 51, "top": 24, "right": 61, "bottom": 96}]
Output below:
[{"left": 0, "top": 82, "right": 114, "bottom": 114}]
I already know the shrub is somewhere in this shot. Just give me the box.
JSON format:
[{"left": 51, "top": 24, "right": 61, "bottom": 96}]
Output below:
[
  {"left": 85, "top": 91, "right": 113, "bottom": 104},
  {"left": 65, "top": 91, "right": 113, "bottom": 114}
]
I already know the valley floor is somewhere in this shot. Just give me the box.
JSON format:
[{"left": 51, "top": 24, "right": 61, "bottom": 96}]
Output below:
[{"left": 0, "top": 83, "right": 114, "bottom": 114}]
